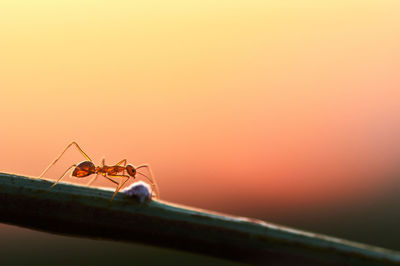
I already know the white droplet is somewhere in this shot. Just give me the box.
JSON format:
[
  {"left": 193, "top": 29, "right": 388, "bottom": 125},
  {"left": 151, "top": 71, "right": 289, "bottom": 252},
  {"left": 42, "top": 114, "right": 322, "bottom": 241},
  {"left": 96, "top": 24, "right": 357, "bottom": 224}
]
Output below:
[{"left": 123, "top": 181, "right": 151, "bottom": 203}]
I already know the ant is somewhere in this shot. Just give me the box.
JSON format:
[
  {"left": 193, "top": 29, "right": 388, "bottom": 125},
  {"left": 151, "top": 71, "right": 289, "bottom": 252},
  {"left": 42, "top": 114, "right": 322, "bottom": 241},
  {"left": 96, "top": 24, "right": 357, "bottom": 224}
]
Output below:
[{"left": 39, "top": 141, "right": 159, "bottom": 201}]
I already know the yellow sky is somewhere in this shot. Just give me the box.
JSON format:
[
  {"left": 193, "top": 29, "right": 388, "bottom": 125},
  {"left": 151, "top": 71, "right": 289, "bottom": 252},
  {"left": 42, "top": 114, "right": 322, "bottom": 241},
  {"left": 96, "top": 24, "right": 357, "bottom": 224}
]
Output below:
[{"left": 0, "top": 1, "right": 400, "bottom": 215}]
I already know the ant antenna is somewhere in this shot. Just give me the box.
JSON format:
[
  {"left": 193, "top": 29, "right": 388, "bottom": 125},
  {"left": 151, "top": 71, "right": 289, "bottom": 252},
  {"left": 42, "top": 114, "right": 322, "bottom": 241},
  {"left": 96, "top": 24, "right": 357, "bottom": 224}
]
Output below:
[{"left": 136, "top": 165, "right": 160, "bottom": 197}]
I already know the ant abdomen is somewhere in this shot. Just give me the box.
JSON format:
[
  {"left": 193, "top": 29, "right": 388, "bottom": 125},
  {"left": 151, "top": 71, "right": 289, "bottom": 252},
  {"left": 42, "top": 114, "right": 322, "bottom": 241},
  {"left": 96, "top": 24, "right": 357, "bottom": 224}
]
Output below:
[{"left": 73, "top": 161, "right": 96, "bottom": 177}]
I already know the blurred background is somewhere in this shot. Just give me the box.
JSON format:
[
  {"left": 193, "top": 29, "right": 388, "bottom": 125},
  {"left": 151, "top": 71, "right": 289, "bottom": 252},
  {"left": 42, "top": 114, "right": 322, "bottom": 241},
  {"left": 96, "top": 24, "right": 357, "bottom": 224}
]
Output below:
[{"left": 1, "top": 0, "right": 400, "bottom": 265}]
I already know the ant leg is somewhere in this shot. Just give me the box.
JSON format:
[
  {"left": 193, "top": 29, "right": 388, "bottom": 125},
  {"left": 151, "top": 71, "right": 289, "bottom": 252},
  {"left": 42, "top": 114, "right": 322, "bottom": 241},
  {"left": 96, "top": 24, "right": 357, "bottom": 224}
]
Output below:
[
  {"left": 105, "top": 175, "right": 129, "bottom": 201},
  {"left": 50, "top": 164, "right": 77, "bottom": 188},
  {"left": 103, "top": 175, "right": 120, "bottom": 186},
  {"left": 103, "top": 175, "right": 120, "bottom": 201},
  {"left": 116, "top": 159, "right": 127, "bottom": 175},
  {"left": 116, "top": 175, "right": 130, "bottom": 190},
  {"left": 87, "top": 173, "right": 100, "bottom": 187},
  {"left": 136, "top": 164, "right": 160, "bottom": 198},
  {"left": 116, "top": 159, "right": 127, "bottom": 166},
  {"left": 40, "top": 141, "right": 93, "bottom": 178},
  {"left": 102, "top": 157, "right": 127, "bottom": 166}
]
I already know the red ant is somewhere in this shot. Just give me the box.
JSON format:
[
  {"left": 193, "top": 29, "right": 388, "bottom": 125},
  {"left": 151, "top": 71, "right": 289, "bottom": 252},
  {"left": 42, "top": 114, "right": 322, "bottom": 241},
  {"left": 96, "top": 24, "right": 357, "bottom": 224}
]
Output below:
[{"left": 39, "top": 141, "right": 159, "bottom": 201}]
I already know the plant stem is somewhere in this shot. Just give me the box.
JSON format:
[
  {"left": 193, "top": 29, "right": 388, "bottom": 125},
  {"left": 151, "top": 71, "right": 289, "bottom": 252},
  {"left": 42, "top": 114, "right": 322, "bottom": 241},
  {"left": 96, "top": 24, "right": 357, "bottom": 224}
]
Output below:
[{"left": 0, "top": 172, "right": 398, "bottom": 265}]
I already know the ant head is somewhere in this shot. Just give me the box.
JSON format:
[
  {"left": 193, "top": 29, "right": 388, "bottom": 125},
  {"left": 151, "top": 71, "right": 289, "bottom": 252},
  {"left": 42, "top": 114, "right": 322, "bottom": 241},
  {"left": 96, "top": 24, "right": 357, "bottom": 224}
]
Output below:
[
  {"left": 126, "top": 164, "right": 136, "bottom": 177},
  {"left": 73, "top": 161, "right": 96, "bottom": 177}
]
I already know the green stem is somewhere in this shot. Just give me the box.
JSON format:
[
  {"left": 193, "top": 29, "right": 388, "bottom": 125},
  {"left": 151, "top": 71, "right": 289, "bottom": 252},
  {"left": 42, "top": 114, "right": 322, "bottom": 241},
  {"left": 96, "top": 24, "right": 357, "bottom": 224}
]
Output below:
[{"left": 0, "top": 172, "right": 398, "bottom": 265}]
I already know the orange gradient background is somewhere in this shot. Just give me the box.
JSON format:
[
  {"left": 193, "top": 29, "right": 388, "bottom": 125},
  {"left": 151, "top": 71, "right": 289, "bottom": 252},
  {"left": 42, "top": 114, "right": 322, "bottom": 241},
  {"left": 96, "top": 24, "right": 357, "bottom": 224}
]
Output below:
[{"left": 1, "top": 0, "right": 400, "bottom": 258}]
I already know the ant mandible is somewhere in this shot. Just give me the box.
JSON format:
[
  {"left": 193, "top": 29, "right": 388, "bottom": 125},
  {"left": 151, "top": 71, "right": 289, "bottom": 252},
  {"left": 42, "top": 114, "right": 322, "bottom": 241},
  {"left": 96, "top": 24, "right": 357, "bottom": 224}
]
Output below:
[{"left": 39, "top": 141, "right": 159, "bottom": 201}]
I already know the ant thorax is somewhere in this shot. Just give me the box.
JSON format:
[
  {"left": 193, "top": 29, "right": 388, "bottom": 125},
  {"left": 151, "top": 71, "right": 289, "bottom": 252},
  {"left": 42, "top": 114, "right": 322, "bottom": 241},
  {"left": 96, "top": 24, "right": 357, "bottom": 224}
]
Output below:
[{"left": 99, "top": 165, "right": 126, "bottom": 175}]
